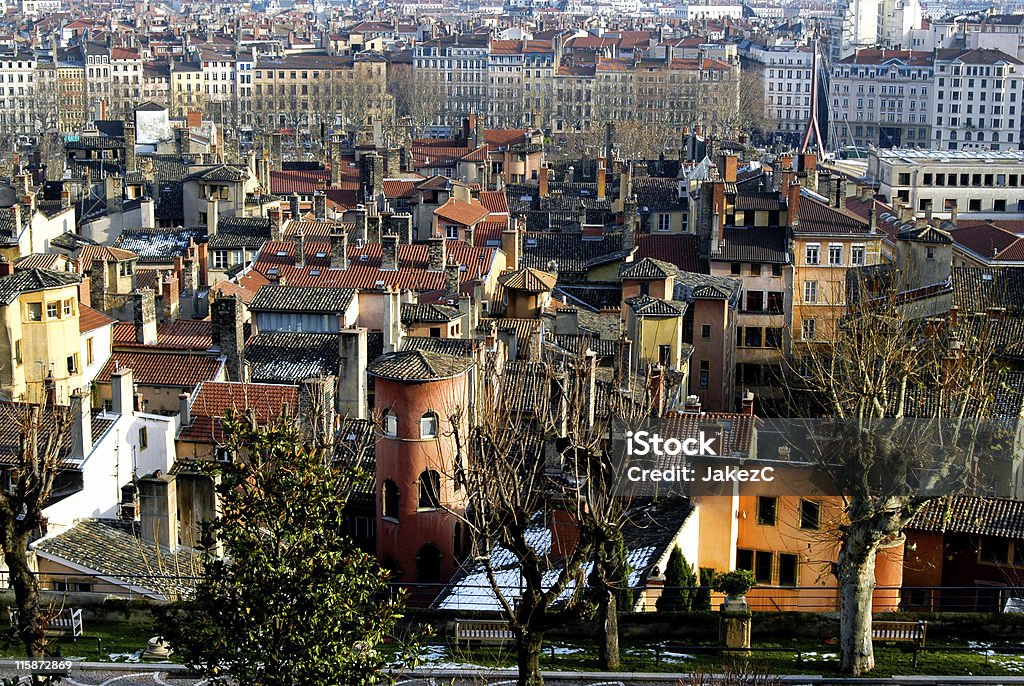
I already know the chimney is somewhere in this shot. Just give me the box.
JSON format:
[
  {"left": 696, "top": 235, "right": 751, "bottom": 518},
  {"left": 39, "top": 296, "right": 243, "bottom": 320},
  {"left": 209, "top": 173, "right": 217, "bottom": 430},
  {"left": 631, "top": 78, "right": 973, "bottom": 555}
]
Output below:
[
  {"left": 386, "top": 147, "right": 400, "bottom": 177},
  {"left": 313, "top": 190, "right": 326, "bottom": 219},
  {"left": 290, "top": 193, "right": 301, "bottom": 220},
  {"left": 475, "top": 112, "right": 485, "bottom": 148},
  {"left": 787, "top": 178, "right": 801, "bottom": 229},
  {"left": 869, "top": 203, "right": 877, "bottom": 234},
  {"left": 178, "top": 392, "right": 191, "bottom": 427},
  {"left": 295, "top": 229, "right": 306, "bottom": 268},
  {"left": 133, "top": 289, "right": 158, "bottom": 345},
  {"left": 212, "top": 296, "right": 245, "bottom": 382},
  {"left": 381, "top": 233, "right": 399, "bottom": 271},
  {"left": 124, "top": 119, "right": 137, "bottom": 173},
  {"left": 382, "top": 287, "right": 403, "bottom": 353},
  {"left": 445, "top": 262, "right": 461, "bottom": 297},
  {"left": 683, "top": 394, "right": 702, "bottom": 414},
  {"left": 138, "top": 471, "right": 179, "bottom": 551},
  {"left": 623, "top": 195, "right": 638, "bottom": 252},
  {"left": 70, "top": 389, "right": 92, "bottom": 460},
  {"left": 206, "top": 197, "right": 219, "bottom": 236},
  {"left": 0, "top": 257, "right": 12, "bottom": 278},
  {"left": 924, "top": 200, "right": 933, "bottom": 222},
  {"left": 834, "top": 178, "right": 847, "bottom": 209},
  {"left": 270, "top": 131, "right": 282, "bottom": 171},
  {"left": 268, "top": 208, "right": 282, "bottom": 241},
  {"left": 90, "top": 259, "right": 109, "bottom": 311},
  {"left": 140, "top": 196, "right": 155, "bottom": 228},
  {"left": 501, "top": 222, "right": 521, "bottom": 271},
  {"left": 330, "top": 138, "right": 343, "bottom": 186},
  {"left": 567, "top": 165, "right": 575, "bottom": 183},
  {"left": 187, "top": 110, "right": 202, "bottom": 129},
  {"left": 343, "top": 206, "right": 368, "bottom": 243},
  {"left": 741, "top": 390, "right": 755, "bottom": 415},
  {"left": 360, "top": 152, "right": 384, "bottom": 199},
  {"left": 719, "top": 154, "right": 737, "bottom": 183},
  {"left": 161, "top": 274, "right": 179, "bottom": 321},
  {"left": 111, "top": 366, "right": 134, "bottom": 416},
  {"left": 60, "top": 189, "right": 70, "bottom": 209},
  {"left": 946, "top": 199, "right": 958, "bottom": 226},
  {"left": 387, "top": 212, "right": 413, "bottom": 243},
  {"left": 539, "top": 166, "right": 549, "bottom": 198},
  {"left": 798, "top": 152, "right": 817, "bottom": 173},
  {"left": 337, "top": 328, "right": 368, "bottom": 419},
  {"left": 330, "top": 228, "right": 348, "bottom": 269},
  {"left": 428, "top": 233, "right": 446, "bottom": 271},
  {"left": 596, "top": 160, "right": 606, "bottom": 201}
]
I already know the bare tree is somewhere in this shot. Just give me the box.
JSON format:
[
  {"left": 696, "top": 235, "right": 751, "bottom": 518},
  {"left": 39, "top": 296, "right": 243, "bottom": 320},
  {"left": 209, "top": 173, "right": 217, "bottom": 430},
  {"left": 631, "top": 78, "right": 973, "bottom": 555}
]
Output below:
[
  {"left": 0, "top": 399, "right": 75, "bottom": 658},
  {"left": 443, "top": 348, "right": 656, "bottom": 685},
  {"left": 786, "top": 276, "right": 1009, "bottom": 675},
  {"left": 388, "top": 69, "right": 444, "bottom": 139}
]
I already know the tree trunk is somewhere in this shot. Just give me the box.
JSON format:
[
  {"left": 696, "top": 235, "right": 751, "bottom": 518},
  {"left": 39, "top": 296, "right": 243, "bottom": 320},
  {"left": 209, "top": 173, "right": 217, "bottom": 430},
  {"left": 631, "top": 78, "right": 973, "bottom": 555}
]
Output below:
[
  {"left": 5, "top": 533, "right": 46, "bottom": 658},
  {"left": 837, "top": 522, "right": 878, "bottom": 675},
  {"left": 598, "top": 590, "right": 620, "bottom": 670},
  {"left": 515, "top": 629, "right": 544, "bottom": 686}
]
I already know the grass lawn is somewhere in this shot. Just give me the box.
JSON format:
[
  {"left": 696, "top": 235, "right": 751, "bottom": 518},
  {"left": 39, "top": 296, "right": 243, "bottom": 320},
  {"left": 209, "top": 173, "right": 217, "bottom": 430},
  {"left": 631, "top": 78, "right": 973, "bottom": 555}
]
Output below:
[
  {"left": 0, "top": 620, "right": 164, "bottom": 663},
  {"left": 399, "top": 636, "right": 1024, "bottom": 677}
]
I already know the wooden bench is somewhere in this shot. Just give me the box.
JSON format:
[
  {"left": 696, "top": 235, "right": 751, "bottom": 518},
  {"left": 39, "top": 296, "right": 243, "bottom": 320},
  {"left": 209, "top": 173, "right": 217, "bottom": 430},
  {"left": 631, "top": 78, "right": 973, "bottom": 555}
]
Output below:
[
  {"left": 454, "top": 619, "right": 513, "bottom": 645},
  {"left": 8, "top": 608, "right": 83, "bottom": 638},
  {"left": 872, "top": 620, "right": 927, "bottom": 666},
  {"left": 871, "top": 620, "right": 927, "bottom": 647}
]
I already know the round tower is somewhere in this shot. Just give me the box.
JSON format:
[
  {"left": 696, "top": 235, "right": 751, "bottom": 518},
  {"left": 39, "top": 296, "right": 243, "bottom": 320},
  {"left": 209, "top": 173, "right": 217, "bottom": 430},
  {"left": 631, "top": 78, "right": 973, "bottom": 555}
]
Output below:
[{"left": 368, "top": 350, "right": 474, "bottom": 589}]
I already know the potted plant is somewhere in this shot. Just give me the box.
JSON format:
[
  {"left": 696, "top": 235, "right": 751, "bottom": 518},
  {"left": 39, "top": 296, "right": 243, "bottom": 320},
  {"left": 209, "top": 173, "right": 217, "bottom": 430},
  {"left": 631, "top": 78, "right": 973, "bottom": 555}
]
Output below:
[{"left": 712, "top": 569, "right": 757, "bottom": 612}]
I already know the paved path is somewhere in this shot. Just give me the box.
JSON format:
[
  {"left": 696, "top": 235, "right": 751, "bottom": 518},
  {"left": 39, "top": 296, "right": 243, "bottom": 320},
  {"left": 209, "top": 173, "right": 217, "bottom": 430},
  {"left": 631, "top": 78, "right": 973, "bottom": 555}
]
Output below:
[{"left": 1, "top": 663, "right": 1024, "bottom": 686}]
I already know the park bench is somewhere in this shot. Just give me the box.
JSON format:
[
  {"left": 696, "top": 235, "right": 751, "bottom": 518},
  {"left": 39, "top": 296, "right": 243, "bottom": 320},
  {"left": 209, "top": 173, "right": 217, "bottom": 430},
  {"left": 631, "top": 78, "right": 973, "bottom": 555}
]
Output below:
[
  {"left": 871, "top": 620, "right": 927, "bottom": 647},
  {"left": 872, "top": 620, "right": 927, "bottom": 666},
  {"left": 8, "top": 607, "right": 83, "bottom": 638},
  {"left": 454, "top": 618, "right": 513, "bottom": 645}
]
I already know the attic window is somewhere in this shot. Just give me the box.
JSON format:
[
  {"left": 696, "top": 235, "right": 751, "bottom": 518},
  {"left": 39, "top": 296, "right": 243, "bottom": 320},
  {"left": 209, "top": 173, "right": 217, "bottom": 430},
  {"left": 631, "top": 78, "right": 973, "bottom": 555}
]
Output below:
[
  {"left": 309, "top": 269, "right": 321, "bottom": 276},
  {"left": 315, "top": 251, "right": 327, "bottom": 258},
  {"left": 267, "top": 268, "right": 279, "bottom": 276},
  {"left": 275, "top": 250, "right": 287, "bottom": 256},
  {"left": 360, "top": 255, "right": 369, "bottom": 262},
  {"left": 525, "top": 238, "right": 538, "bottom": 247}
]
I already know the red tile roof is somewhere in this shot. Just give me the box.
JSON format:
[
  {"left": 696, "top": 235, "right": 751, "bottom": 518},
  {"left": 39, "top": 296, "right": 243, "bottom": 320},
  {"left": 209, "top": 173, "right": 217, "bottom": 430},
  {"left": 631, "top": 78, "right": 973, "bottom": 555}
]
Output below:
[
  {"left": 252, "top": 239, "right": 497, "bottom": 291},
  {"left": 270, "top": 169, "right": 330, "bottom": 195},
  {"left": 78, "top": 245, "right": 137, "bottom": 269},
  {"left": 950, "top": 223, "right": 1024, "bottom": 262},
  {"left": 178, "top": 380, "right": 300, "bottom": 443},
  {"left": 381, "top": 179, "right": 418, "bottom": 199},
  {"left": 112, "top": 319, "right": 214, "bottom": 350},
  {"left": 79, "top": 304, "right": 116, "bottom": 333},
  {"left": 479, "top": 191, "right": 509, "bottom": 214},
  {"left": 97, "top": 352, "right": 223, "bottom": 387},
  {"left": 435, "top": 198, "right": 490, "bottom": 227},
  {"left": 484, "top": 129, "right": 529, "bottom": 148}
]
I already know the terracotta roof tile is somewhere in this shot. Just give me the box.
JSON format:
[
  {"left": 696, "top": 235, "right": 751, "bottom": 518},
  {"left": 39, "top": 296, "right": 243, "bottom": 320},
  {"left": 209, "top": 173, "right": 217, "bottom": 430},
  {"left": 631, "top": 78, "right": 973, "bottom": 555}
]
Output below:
[
  {"left": 910, "top": 496, "right": 1024, "bottom": 538},
  {"left": 112, "top": 319, "right": 214, "bottom": 351},
  {"left": 97, "top": 351, "right": 223, "bottom": 387},
  {"left": 178, "top": 380, "right": 300, "bottom": 443},
  {"left": 79, "top": 304, "right": 116, "bottom": 333},
  {"left": 435, "top": 198, "right": 491, "bottom": 227}
]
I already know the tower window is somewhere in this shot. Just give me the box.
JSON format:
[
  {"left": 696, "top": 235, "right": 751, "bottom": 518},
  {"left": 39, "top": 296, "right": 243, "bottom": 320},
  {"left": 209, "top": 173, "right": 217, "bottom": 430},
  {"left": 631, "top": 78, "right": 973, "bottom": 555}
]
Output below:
[{"left": 382, "top": 479, "right": 400, "bottom": 520}]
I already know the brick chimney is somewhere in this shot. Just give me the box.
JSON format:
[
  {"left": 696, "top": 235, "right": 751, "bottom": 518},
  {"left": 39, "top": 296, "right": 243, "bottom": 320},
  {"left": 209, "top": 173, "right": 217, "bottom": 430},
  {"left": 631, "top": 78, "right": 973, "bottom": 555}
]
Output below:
[
  {"left": 295, "top": 229, "right": 306, "bottom": 268},
  {"left": 330, "top": 138, "right": 343, "bottom": 187},
  {"left": 162, "top": 273, "right": 179, "bottom": 322},
  {"left": 719, "top": 154, "right": 737, "bottom": 183},
  {"left": 133, "top": 289, "right": 158, "bottom": 345},
  {"left": 0, "top": 256, "right": 12, "bottom": 278},
  {"left": 124, "top": 119, "right": 137, "bottom": 173},
  {"left": 539, "top": 167, "right": 549, "bottom": 198},
  {"left": 428, "top": 232, "right": 446, "bottom": 271},
  {"left": 268, "top": 208, "right": 282, "bottom": 242},
  {"left": 596, "top": 159, "right": 606, "bottom": 201},
  {"left": 313, "top": 190, "right": 326, "bottom": 219},
  {"left": 741, "top": 390, "right": 755, "bottom": 415},
  {"left": 444, "top": 262, "right": 460, "bottom": 297},
  {"left": 212, "top": 296, "right": 245, "bottom": 382},
  {"left": 381, "top": 233, "right": 399, "bottom": 271},
  {"left": 330, "top": 228, "right": 348, "bottom": 269},
  {"left": 290, "top": 193, "right": 301, "bottom": 220},
  {"left": 787, "top": 177, "right": 801, "bottom": 229}
]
